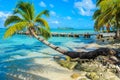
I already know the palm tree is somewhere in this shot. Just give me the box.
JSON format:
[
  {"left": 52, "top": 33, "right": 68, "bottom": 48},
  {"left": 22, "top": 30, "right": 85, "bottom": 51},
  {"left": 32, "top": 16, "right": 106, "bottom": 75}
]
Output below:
[
  {"left": 93, "top": 0, "right": 120, "bottom": 38},
  {"left": 4, "top": 1, "right": 116, "bottom": 60},
  {"left": 4, "top": 1, "right": 67, "bottom": 54}
]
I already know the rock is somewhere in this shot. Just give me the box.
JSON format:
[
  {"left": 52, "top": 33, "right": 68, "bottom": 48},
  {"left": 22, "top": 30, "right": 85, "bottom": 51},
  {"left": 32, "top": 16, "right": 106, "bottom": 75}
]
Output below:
[
  {"left": 110, "top": 56, "right": 119, "bottom": 62},
  {"left": 65, "top": 56, "right": 71, "bottom": 61},
  {"left": 53, "top": 56, "right": 61, "bottom": 59},
  {"left": 80, "top": 78, "right": 87, "bottom": 80},
  {"left": 58, "top": 60, "right": 78, "bottom": 70},
  {"left": 76, "top": 61, "right": 105, "bottom": 72},
  {"left": 86, "top": 72, "right": 99, "bottom": 80},
  {"left": 68, "top": 62, "right": 78, "bottom": 70},
  {"left": 98, "top": 71, "right": 120, "bottom": 80},
  {"left": 71, "top": 73, "right": 81, "bottom": 79},
  {"left": 109, "top": 49, "right": 116, "bottom": 55}
]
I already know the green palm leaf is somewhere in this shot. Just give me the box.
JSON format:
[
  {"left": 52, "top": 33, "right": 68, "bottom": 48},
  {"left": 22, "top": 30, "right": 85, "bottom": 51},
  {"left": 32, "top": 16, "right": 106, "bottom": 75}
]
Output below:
[
  {"left": 97, "top": 8, "right": 112, "bottom": 27},
  {"left": 4, "top": 22, "right": 28, "bottom": 39},
  {"left": 4, "top": 15, "right": 23, "bottom": 27},
  {"left": 93, "top": 0, "right": 120, "bottom": 32},
  {"left": 16, "top": 1, "right": 33, "bottom": 20},
  {"left": 4, "top": 1, "right": 50, "bottom": 40},
  {"left": 92, "top": 9, "right": 101, "bottom": 20},
  {"left": 35, "top": 10, "right": 49, "bottom": 19},
  {"left": 28, "top": 3, "right": 34, "bottom": 20},
  {"left": 13, "top": 8, "right": 29, "bottom": 21},
  {"left": 35, "top": 18, "right": 50, "bottom": 30}
]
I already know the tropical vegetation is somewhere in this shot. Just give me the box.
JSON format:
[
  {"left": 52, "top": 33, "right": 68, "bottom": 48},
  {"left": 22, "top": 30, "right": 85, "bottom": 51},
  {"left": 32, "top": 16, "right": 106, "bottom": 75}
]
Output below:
[{"left": 93, "top": 0, "right": 120, "bottom": 38}]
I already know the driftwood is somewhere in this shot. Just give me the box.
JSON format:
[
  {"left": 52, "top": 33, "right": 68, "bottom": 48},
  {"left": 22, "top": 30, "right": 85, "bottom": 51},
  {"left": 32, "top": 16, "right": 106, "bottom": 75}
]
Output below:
[{"left": 64, "top": 48, "right": 120, "bottom": 59}]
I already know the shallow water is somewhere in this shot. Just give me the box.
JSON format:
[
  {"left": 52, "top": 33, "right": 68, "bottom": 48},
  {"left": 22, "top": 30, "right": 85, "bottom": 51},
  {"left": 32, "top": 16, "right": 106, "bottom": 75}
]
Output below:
[{"left": 0, "top": 28, "right": 96, "bottom": 80}]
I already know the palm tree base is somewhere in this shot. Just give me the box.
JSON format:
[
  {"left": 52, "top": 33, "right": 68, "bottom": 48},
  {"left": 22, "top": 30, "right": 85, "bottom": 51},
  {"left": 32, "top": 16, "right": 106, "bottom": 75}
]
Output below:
[{"left": 65, "top": 48, "right": 120, "bottom": 59}]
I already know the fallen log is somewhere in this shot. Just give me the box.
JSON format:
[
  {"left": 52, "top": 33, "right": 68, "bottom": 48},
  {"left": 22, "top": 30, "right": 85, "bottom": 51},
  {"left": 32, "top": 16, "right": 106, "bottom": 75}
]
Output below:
[{"left": 64, "top": 48, "right": 120, "bottom": 59}]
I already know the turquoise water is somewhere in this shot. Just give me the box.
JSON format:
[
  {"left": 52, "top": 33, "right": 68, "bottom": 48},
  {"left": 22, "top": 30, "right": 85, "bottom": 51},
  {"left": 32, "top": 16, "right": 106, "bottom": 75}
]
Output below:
[
  {"left": 51, "top": 29, "right": 96, "bottom": 34},
  {"left": 0, "top": 28, "right": 96, "bottom": 79}
]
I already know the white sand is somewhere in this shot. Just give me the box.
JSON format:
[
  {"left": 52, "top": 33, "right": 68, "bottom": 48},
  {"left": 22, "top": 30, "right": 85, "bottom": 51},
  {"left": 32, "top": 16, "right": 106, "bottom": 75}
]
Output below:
[
  {"left": 30, "top": 58, "right": 74, "bottom": 80},
  {"left": 13, "top": 47, "right": 77, "bottom": 80}
]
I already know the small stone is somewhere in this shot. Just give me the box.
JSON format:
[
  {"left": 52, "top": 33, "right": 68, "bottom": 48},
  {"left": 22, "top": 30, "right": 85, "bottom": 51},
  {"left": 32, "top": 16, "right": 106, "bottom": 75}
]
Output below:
[
  {"left": 109, "top": 49, "right": 116, "bottom": 55},
  {"left": 71, "top": 73, "right": 81, "bottom": 79},
  {"left": 67, "top": 62, "right": 78, "bottom": 70},
  {"left": 58, "top": 60, "right": 78, "bottom": 70},
  {"left": 86, "top": 72, "right": 99, "bottom": 80},
  {"left": 65, "top": 56, "right": 71, "bottom": 61},
  {"left": 53, "top": 56, "right": 60, "bottom": 59},
  {"left": 110, "top": 56, "right": 119, "bottom": 62}
]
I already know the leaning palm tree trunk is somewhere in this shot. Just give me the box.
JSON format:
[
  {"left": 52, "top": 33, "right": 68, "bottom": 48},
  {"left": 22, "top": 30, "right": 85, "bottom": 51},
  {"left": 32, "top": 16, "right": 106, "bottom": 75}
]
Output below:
[
  {"left": 29, "top": 28, "right": 68, "bottom": 54},
  {"left": 29, "top": 28, "right": 119, "bottom": 59}
]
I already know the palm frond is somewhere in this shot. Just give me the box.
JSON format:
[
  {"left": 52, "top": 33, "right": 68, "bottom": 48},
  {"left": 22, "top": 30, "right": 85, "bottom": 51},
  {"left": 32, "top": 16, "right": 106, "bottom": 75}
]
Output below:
[
  {"left": 35, "top": 18, "right": 50, "bottom": 30},
  {"left": 99, "top": 0, "right": 113, "bottom": 12},
  {"left": 96, "top": 0, "right": 102, "bottom": 6},
  {"left": 92, "top": 9, "right": 101, "bottom": 19},
  {"left": 4, "top": 22, "right": 28, "bottom": 39},
  {"left": 97, "top": 8, "right": 113, "bottom": 27},
  {"left": 35, "top": 10, "right": 49, "bottom": 19},
  {"left": 14, "top": 7, "right": 30, "bottom": 21},
  {"left": 16, "top": 1, "right": 32, "bottom": 20},
  {"left": 4, "top": 15, "right": 23, "bottom": 27},
  {"left": 28, "top": 3, "right": 34, "bottom": 20},
  {"left": 94, "top": 19, "right": 103, "bottom": 31},
  {"left": 37, "top": 27, "right": 51, "bottom": 40},
  {"left": 94, "top": 0, "right": 120, "bottom": 32}
]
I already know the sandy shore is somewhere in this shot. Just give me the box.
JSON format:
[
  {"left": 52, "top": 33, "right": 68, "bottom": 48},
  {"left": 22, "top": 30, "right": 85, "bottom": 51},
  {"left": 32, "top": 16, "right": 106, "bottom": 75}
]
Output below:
[{"left": 22, "top": 42, "right": 119, "bottom": 80}]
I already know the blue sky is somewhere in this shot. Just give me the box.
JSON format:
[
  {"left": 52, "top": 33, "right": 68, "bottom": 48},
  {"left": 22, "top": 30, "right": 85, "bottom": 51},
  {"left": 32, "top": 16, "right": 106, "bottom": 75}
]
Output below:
[{"left": 0, "top": 0, "right": 96, "bottom": 29}]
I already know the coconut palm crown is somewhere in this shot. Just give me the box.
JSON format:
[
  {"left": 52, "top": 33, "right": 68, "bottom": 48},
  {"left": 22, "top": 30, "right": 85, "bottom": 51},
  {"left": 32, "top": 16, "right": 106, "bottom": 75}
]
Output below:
[
  {"left": 4, "top": 1, "right": 68, "bottom": 54},
  {"left": 4, "top": 1, "right": 51, "bottom": 40},
  {"left": 93, "top": 0, "right": 120, "bottom": 32}
]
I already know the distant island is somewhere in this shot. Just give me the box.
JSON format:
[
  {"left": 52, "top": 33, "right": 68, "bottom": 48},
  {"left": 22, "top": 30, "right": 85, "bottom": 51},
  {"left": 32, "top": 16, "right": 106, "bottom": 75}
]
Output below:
[{"left": 57, "top": 27, "right": 74, "bottom": 30}]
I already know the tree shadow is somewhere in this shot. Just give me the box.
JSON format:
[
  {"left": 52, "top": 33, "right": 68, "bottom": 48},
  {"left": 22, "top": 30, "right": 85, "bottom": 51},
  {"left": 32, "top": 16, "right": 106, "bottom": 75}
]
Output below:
[{"left": 0, "top": 56, "right": 68, "bottom": 80}]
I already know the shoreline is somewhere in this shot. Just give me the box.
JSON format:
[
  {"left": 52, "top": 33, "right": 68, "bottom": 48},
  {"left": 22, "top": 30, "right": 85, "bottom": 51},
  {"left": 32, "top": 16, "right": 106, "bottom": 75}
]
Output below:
[
  {"left": 0, "top": 39, "right": 120, "bottom": 79},
  {"left": 23, "top": 43, "right": 120, "bottom": 80}
]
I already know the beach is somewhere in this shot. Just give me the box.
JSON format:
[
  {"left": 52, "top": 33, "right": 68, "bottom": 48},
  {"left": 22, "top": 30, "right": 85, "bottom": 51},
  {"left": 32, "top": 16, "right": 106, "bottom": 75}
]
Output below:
[
  {"left": 0, "top": 0, "right": 120, "bottom": 80},
  {"left": 0, "top": 28, "right": 120, "bottom": 80}
]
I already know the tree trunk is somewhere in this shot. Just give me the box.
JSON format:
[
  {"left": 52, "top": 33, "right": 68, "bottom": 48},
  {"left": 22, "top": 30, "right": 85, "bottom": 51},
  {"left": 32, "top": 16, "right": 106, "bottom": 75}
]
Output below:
[
  {"left": 115, "top": 15, "right": 120, "bottom": 38},
  {"left": 65, "top": 48, "right": 119, "bottom": 59},
  {"left": 106, "top": 23, "right": 110, "bottom": 33},
  {"left": 29, "top": 28, "right": 68, "bottom": 54},
  {"left": 29, "top": 28, "right": 119, "bottom": 59}
]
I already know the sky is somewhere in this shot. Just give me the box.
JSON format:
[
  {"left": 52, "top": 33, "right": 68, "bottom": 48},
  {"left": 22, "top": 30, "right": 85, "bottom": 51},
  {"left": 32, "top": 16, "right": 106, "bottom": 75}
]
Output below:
[{"left": 0, "top": 0, "right": 97, "bottom": 29}]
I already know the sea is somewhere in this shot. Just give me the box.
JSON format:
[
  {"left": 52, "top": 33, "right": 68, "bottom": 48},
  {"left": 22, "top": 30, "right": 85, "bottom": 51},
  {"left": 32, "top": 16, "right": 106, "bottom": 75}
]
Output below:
[{"left": 0, "top": 28, "right": 96, "bottom": 80}]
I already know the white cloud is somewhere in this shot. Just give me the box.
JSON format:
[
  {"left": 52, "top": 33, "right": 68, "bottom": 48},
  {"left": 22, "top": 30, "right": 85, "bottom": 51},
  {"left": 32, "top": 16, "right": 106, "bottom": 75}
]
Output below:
[
  {"left": 74, "top": 0, "right": 96, "bottom": 16},
  {"left": 0, "top": 11, "right": 11, "bottom": 27},
  {"left": 63, "top": 0, "right": 69, "bottom": 2},
  {"left": 66, "top": 16, "right": 72, "bottom": 20},
  {"left": 51, "top": 20, "right": 59, "bottom": 24},
  {"left": 0, "top": 11, "right": 11, "bottom": 18},
  {"left": 39, "top": 1, "right": 46, "bottom": 7},
  {"left": 50, "top": 4, "right": 54, "bottom": 8},
  {"left": 50, "top": 11, "right": 56, "bottom": 16},
  {"left": 0, "top": 11, "right": 11, "bottom": 20}
]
